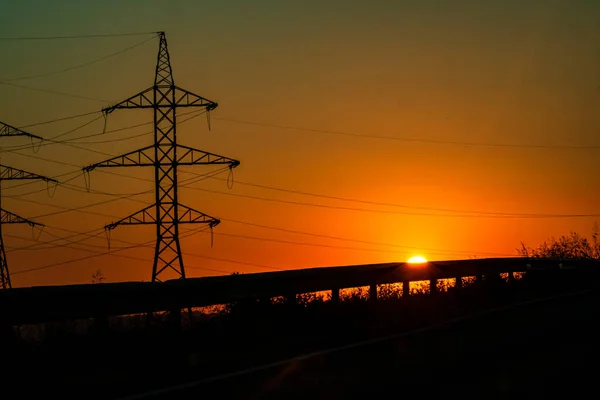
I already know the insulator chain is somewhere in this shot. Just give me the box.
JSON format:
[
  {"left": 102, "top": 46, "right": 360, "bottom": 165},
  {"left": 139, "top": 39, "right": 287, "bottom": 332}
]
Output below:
[
  {"left": 32, "top": 224, "right": 44, "bottom": 242},
  {"left": 46, "top": 179, "right": 58, "bottom": 198},
  {"left": 227, "top": 166, "right": 235, "bottom": 189},
  {"left": 30, "top": 136, "right": 43, "bottom": 154},
  {"left": 83, "top": 170, "right": 92, "bottom": 192},
  {"left": 102, "top": 113, "right": 108, "bottom": 134},
  {"left": 104, "top": 227, "right": 111, "bottom": 250}
]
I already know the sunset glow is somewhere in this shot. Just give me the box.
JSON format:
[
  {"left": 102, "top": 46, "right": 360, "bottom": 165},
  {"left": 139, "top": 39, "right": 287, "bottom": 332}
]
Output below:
[
  {"left": 407, "top": 256, "right": 428, "bottom": 264},
  {"left": 1, "top": 2, "right": 599, "bottom": 288}
]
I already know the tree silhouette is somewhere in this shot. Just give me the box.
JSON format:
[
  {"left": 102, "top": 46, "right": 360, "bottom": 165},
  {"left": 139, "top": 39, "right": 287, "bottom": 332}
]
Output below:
[
  {"left": 91, "top": 269, "right": 106, "bottom": 284},
  {"left": 518, "top": 223, "right": 599, "bottom": 260}
]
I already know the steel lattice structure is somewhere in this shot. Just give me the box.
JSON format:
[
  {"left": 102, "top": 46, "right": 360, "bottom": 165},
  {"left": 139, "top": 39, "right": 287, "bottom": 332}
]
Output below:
[
  {"left": 83, "top": 32, "right": 240, "bottom": 282},
  {"left": 0, "top": 122, "right": 56, "bottom": 289}
]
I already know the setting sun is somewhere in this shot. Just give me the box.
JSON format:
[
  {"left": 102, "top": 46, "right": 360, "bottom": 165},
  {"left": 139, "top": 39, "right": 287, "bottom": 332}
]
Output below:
[{"left": 407, "top": 256, "right": 428, "bottom": 264}]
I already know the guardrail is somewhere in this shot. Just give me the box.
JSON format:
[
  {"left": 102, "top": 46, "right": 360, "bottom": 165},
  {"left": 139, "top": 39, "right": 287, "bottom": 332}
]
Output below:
[{"left": 1, "top": 257, "right": 598, "bottom": 326}]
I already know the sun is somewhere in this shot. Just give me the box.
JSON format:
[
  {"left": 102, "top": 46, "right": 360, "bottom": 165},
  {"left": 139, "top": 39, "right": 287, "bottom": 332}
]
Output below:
[{"left": 407, "top": 255, "right": 427, "bottom": 264}]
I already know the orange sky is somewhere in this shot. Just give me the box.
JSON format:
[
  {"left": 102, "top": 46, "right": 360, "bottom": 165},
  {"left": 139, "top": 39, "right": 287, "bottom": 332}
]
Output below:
[{"left": 1, "top": 1, "right": 599, "bottom": 287}]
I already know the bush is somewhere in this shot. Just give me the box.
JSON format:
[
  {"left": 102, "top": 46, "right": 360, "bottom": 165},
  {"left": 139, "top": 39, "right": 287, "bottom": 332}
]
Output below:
[{"left": 518, "top": 223, "right": 599, "bottom": 260}]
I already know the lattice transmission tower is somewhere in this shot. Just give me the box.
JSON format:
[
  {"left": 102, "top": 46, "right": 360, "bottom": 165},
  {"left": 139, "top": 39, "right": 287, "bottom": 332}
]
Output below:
[
  {"left": 83, "top": 32, "right": 240, "bottom": 283},
  {"left": 0, "top": 121, "right": 57, "bottom": 289}
]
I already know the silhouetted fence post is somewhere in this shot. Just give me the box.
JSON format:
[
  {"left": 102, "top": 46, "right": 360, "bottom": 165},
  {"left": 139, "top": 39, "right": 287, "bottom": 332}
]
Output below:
[
  {"left": 402, "top": 281, "right": 410, "bottom": 298},
  {"left": 484, "top": 272, "right": 503, "bottom": 287},
  {"left": 145, "top": 311, "right": 156, "bottom": 329},
  {"left": 369, "top": 284, "right": 377, "bottom": 301},
  {"left": 0, "top": 319, "right": 16, "bottom": 368},
  {"left": 429, "top": 279, "right": 437, "bottom": 295},
  {"left": 93, "top": 314, "right": 109, "bottom": 335},
  {"left": 331, "top": 288, "right": 340, "bottom": 303},
  {"left": 285, "top": 293, "right": 297, "bottom": 305},
  {"left": 0, "top": 319, "right": 14, "bottom": 347},
  {"left": 455, "top": 276, "right": 463, "bottom": 289},
  {"left": 167, "top": 308, "right": 182, "bottom": 332}
]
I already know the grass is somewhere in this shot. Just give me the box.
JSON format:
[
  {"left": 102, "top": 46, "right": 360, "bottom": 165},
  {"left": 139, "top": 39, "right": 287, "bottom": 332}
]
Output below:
[
  {"left": 12, "top": 273, "right": 526, "bottom": 343},
  {"left": 4, "top": 270, "right": 575, "bottom": 399}
]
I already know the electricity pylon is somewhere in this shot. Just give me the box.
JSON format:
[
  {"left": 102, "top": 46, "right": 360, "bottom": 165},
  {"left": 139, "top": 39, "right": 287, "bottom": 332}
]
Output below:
[
  {"left": 0, "top": 122, "right": 56, "bottom": 289},
  {"left": 83, "top": 32, "right": 240, "bottom": 283},
  {"left": 0, "top": 122, "right": 42, "bottom": 140}
]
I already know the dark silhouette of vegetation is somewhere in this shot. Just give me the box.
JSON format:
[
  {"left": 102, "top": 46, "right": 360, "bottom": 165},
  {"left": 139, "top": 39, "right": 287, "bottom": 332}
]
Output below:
[
  {"left": 7, "top": 268, "right": 600, "bottom": 399},
  {"left": 518, "top": 223, "right": 600, "bottom": 260},
  {"left": 91, "top": 269, "right": 106, "bottom": 283}
]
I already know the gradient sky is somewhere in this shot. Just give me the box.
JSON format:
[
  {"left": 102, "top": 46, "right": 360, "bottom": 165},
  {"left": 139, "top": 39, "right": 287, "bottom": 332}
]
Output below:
[{"left": 1, "top": 0, "right": 599, "bottom": 287}]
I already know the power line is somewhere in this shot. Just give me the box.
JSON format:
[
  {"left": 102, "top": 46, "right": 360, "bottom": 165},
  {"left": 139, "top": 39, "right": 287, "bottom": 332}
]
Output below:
[
  {"left": 1, "top": 116, "right": 144, "bottom": 153},
  {"left": 6, "top": 223, "right": 277, "bottom": 275},
  {"left": 44, "top": 114, "right": 105, "bottom": 142},
  {"left": 16, "top": 110, "right": 101, "bottom": 129},
  {"left": 72, "top": 166, "right": 229, "bottom": 197},
  {"left": 43, "top": 108, "right": 207, "bottom": 154},
  {"left": 4, "top": 167, "right": 231, "bottom": 221},
  {"left": 5, "top": 190, "right": 513, "bottom": 259},
  {"left": 0, "top": 114, "right": 104, "bottom": 154},
  {"left": 0, "top": 32, "right": 158, "bottom": 40},
  {"left": 220, "top": 217, "right": 516, "bottom": 257},
  {"left": 5, "top": 213, "right": 516, "bottom": 279},
  {"left": 205, "top": 175, "right": 598, "bottom": 219},
  {"left": 35, "top": 179, "right": 507, "bottom": 256},
  {"left": 34, "top": 226, "right": 280, "bottom": 273},
  {"left": 7, "top": 225, "right": 108, "bottom": 253},
  {"left": 11, "top": 240, "right": 149, "bottom": 275},
  {"left": 4, "top": 232, "right": 107, "bottom": 252},
  {"left": 2, "top": 170, "right": 81, "bottom": 195},
  {"left": 0, "top": 176, "right": 525, "bottom": 260},
  {"left": 9, "top": 137, "right": 594, "bottom": 222},
  {"left": 9, "top": 195, "right": 126, "bottom": 220},
  {"left": 4, "top": 183, "right": 520, "bottom": 273},
  {"left": 1, "top": 110, "right": 217, "bottom": 197},
  {"left": 202, "top": 230, "right": 513, "bottom": 258},
  {"left": 0, "top": 35, "right": 158, "bottom": 82},
  {"left": 187, "top": 186, "right": 600, "bottom": 219},
  {"left": 5, "top": 218, "right": 511, "bottom": 281},
  {"left": 2, "top": 146, "right": 150, "bottom": 195},
  {"left": 1, "top": 108, "right": 206, "bottom": 154},
  {"left": 184, "top": 254, "right": 282, "bottom": 272},
  {"left": 2, "top": 139, "right": 228, "bottom": 198},
  {"left": 5, "top": 143, "right": 150, "bottom": 188},
  {"left": 0, "top": 81, "right": 111, "bottom": 102},
  {"left": 4, "top": 164, "right": 511, "bottom": 261},
  {"left": 9, "top": 224, "right": 258, "bottom": 277},
  {"left": 214, "top": 116, "right": 600, "bottom": 150},
  {"left": 10, "top": 202, "right": 505, "bottom": 258},
  {"left": 68, "top": 130, "right": 151, "bottom": 145}
]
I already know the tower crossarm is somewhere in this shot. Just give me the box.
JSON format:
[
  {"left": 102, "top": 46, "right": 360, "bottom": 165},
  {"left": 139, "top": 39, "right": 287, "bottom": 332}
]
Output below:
[
  {"left": 104, "top": 204, "right": 219, "bottom": 230},
  {"left": 172, "top": 86, "right": 218, "bottom": 109},
  {"left": 176, "top": 145, "right": 240, "bottom": 167},
  {"left": 101, "top": 86, "right": 218, "bottom": 116},
  {"left": 105, "top": 204, "right": 156, "bottom": 230},
  {"left": 0, "top": 121, "right": 43, "bottom": 140},
  {"left": 82, "top": 145, "right": 155, "bottom": 172},
  {"left": 101, "top": 87, "right": 155, "bottom": 114},
  {"left": 0, "top": 164, "right": 58, "bottom": 182},
  {"left": 83, "top": 145, "right": 240, "bottom": 172},
  {"left": 1, "top": 208, "right": 41, "bottom": 227},
  {"left": 177, "top": 204, "right": 220, "bottom": 226}
]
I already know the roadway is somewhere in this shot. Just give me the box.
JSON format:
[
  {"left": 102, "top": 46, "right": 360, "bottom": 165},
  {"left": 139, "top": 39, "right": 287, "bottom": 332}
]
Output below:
[{"left": 120, "top": 289, "right": 600, "bottom": 399}]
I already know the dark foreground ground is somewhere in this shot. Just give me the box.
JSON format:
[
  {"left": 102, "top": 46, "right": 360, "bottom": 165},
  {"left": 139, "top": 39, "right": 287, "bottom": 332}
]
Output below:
[
  {"left": 5, "top": 273, "right": 599, "bottom": 399},
  {"left": 120, "top": 288, "right": 600, "bottom": 400}
]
